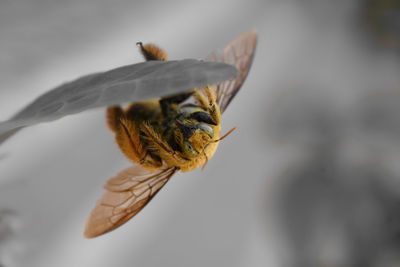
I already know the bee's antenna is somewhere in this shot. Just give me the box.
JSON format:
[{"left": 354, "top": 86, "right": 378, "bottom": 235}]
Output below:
[
  {"left": 201, "top": 126, "right": 237, "bottom": 171},
  {"left": 201, "top": 152, "right": 209, "bottom": 171},
  {"left": 211, "top": 126, "right": 237, "bottom": 143}
]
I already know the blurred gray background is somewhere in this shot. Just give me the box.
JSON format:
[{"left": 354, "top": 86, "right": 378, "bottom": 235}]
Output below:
[{"left": 1, "top": 0, "right": 400, "bottom": 266}]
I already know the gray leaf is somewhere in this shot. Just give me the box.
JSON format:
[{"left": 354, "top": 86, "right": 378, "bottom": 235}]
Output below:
[{"left": 0, "top": 59, "right": 237, "bottom": 143}]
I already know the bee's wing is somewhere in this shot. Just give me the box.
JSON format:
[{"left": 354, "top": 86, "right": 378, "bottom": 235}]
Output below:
[
  {"left": 205, "top": 31, "right": 257, "bottom": 113},
  {"left": 84, "top": 165, "right": 178, "bottom": 238}
]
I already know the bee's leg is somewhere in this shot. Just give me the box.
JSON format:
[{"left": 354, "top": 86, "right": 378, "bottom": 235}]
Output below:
[
  {"left": 106, "top": 106, "right": 124, "bottom": 133},
  {"left": 192, "top": 89, "right": 209, "bottom": 108},
  {"left": 159, "top": 91, "right": 194, "bottom": 117},
  {"left": 141, "top": 122, "right": 189, "bottom": 166},
  {"left": 204, "top": 86, "right": 221, "bottom": 125},
  {"left": 139, "top": 153, "right": 163, "bottom": 170},
  {"left": 115, "top": 117, "right": 162, "bottom": 170},
  {"left": 192, "top": 87, "right": 221, "bottom": 125}
]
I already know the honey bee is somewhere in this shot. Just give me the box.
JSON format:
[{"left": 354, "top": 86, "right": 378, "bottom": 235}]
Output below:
[{"left": 84, "top": 31, "right": 257, "bottom": 238}]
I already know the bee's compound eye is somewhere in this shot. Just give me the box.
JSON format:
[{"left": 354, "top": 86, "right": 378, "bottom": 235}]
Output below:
[
  {"left": 182, "top": 141, "right": 199, "bottom": 158},
  {"left": 176, "top": 120, "right": 196, "bottom": 139},
  {"left": 190, "top": 111, "right": 216, "bottom": 125},
  {"left": 197, "top": 123, "right": 214, "bottom": 138}
]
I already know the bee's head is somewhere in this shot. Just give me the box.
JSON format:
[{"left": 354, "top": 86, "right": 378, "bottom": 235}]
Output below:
[{"left": 175, "top": 120, "right": 214, "bottom": 158}]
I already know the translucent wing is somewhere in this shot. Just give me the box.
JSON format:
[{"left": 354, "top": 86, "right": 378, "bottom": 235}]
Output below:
[
  {"left": 84, "top": 165, "right": 178, "bottom": 238},
  {"left": 205, "top": 31, "right": 258, "bottom": 113}
]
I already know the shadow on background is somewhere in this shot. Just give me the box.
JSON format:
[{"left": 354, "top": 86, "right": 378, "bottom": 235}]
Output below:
[
  {"left": 268, "top": 86, "right": 400, "bottom": 266},
  {"left": 264, "top": 1, "right": 400, "bottom": 266}
]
